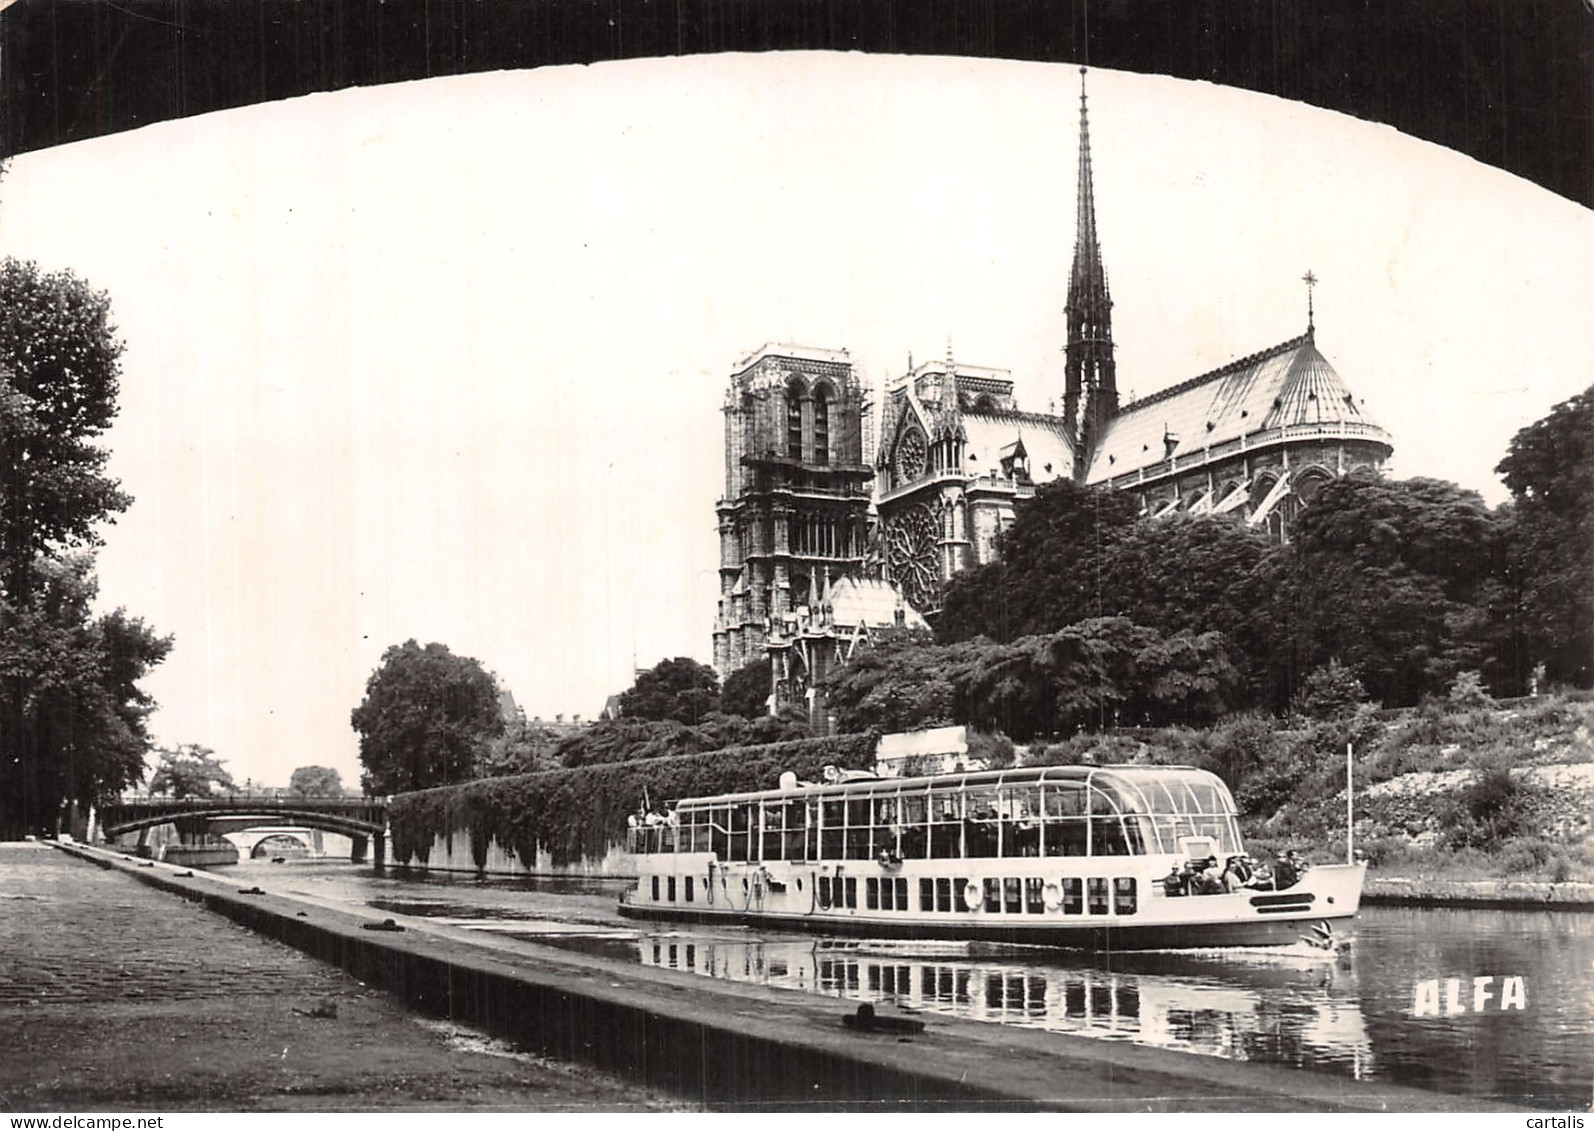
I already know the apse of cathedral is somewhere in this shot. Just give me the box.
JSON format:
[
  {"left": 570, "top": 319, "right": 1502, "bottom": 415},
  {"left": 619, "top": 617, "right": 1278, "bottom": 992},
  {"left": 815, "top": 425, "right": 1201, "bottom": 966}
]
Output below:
[{"left": 712, "top": 69, "right": 1392, "bottom": 724}]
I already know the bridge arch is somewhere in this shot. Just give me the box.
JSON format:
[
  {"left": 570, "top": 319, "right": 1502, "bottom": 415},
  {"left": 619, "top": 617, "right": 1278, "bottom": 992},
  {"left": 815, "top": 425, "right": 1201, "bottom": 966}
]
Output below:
[{"left": 101, "top": 808, "right": 385, "bottom": 839}]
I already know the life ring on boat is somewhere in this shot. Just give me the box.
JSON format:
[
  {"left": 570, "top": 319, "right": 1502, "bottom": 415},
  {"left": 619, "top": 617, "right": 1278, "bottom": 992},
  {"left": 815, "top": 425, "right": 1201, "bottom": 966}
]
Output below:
[
  {"left": 1043, "top": 881, "right": 1062, "bottom": 911},
  {"left": 963, "top": 880, "right": 983, "bottom": 911}
]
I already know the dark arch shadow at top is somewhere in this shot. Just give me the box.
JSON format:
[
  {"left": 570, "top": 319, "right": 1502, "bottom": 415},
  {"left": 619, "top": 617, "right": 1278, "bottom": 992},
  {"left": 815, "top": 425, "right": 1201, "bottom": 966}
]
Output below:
[{"left": 2, "top": 0, "right": 1590, "bottom": 207}]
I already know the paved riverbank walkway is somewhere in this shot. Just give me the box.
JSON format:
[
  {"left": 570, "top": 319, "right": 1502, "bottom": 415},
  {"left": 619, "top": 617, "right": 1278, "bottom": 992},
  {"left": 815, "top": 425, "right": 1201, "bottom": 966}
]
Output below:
[{"left": 0, "top": 842, "right": 684, "bottom": 1111}]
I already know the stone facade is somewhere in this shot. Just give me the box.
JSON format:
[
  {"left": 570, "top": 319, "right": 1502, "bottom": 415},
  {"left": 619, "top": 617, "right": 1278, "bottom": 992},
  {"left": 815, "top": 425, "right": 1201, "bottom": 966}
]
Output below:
[
  {"left": 712, "top": 345, "right": 875, "bottom": 680},
  {"left": 714, "top": 68, "right": 1393, "bottom": 695}
]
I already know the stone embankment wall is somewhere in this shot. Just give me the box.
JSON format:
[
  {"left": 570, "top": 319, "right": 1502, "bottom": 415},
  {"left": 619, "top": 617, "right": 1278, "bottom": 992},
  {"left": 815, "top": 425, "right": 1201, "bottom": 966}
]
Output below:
[
  {"left": 407, "top": 829, "right": 635, "bottom": 877},
  {"left": 1365, "top": 876, "right": 1594, "bottom": 909}
]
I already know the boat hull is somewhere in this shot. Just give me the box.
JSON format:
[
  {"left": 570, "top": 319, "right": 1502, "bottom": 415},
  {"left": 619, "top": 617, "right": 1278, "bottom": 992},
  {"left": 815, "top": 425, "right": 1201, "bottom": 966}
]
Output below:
[{"left": 619, "top": 861, "right": 1366, "bottom": 952}]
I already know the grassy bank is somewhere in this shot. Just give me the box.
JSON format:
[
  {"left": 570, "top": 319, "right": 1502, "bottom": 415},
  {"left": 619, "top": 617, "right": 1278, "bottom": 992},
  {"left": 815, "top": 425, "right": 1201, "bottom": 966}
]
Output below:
[{"left": 1019, "top": 692, "right": 1594, "bottom": 885}]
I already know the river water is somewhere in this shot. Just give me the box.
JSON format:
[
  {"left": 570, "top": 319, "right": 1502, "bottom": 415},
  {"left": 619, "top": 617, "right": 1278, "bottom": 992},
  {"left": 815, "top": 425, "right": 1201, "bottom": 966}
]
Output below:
[{"left": 209, "top": 858, "right": 1593, "bottom": 1110}]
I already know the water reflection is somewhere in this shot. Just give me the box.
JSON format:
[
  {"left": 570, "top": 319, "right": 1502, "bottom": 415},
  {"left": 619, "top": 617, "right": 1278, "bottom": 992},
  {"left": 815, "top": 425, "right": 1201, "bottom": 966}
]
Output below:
[
  {"left": 203, "top": 860, "right": 1594, "bottom": 1108},
  {"left": 627, "top": 933, "right": 1376, "bottom": 1074}
]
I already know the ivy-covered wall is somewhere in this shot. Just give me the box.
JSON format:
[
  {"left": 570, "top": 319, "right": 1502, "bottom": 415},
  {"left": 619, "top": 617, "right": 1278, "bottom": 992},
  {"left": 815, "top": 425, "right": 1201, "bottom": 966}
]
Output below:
[{"left": 388, "top": 733, "right": 878, "bottom": 874}]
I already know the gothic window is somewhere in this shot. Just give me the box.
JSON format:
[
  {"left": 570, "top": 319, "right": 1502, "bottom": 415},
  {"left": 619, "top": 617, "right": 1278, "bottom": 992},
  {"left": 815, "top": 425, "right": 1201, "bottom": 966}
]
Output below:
[
  {"left": 813, "top": 385, "right": 830, "bottom": 466},
  {"left": 893, "top": 428, "right": 927, "bottom": 486},
  {"left": 885, "top": 503, "right": 940, "bottom": 613},
  {"left": 787, "top": 379, "right": 805, "bottom": 460}
]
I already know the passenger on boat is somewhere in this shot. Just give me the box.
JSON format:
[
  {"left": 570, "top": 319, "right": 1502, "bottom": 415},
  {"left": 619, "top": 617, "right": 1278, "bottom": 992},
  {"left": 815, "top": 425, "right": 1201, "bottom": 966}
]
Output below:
[
  {"left": 1162, "top": 867, "right": 1185, "bottom": 898},
  {"left": 1272, "top": 850, "right": 1303, "bottom": 890},
  {"left": 1191, "top": 858, "right": 1224, "bottom": 896},
  {"left": 1220, "top": 856, "right": 1248, "bottom": 893}
]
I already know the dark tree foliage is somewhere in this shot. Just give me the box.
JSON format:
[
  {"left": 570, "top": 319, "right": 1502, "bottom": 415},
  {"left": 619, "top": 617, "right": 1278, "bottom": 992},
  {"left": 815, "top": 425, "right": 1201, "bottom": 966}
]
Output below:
[
  {"left": 556, "top": 710, "right": 812, "bottom": 768},
  {"left": 937, "top": 480, "right": 1140, "bottom": 643},
  {"left": 822, "top": 617, "right": 1239, "bottom": 742},
  {"left": 0, "top": 556, "right": 170, "bottom": 833},
  {"left": 0, "top": 261, "right": 131, "bottom": 602},
  {"left": 1293, "top": 659, "right": 1370, "bottom": 721},
  {"left": 476, "top": 717, "right": 563, "bottom": 778},
  {"left": 288, "top": 764, "right": 345, "bottom": 798},
  {"left": 1273, "top": 476, "right": 1507, "bottom": 707},
  {"left": 1495, "top": 384, "right": 1594, "bottom": 690},
  {"left": 350, "top": 640, "right": 504, "bottom": 795},
  {"left": 719, "top": 657, "right": 773, "bottom": 719},
  {"left": 616, "top": 656, "right": 721, "bottom": 726},
  {"left": 148, "top": 744, "right": 237, "bottom": 800},
  {"left": 1098, "top": 515, "right": 1272, "bottom": 692},
  {"left": 0, "top": 262, "right": 169, "bottom": 837}
]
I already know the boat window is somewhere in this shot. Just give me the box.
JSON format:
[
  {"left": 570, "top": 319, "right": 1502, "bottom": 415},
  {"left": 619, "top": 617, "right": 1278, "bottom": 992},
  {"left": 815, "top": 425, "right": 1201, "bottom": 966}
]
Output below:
[
  {"left": 919, "top": 878, "right": 934, "bottom": 913},
  {"left": 1001, "top": 784, "right": 1042, "bottom": 858},
  {"left": 1114, "top": 877, "right": 1137, "bottom": 915},
  {"left": 844, "top": 877, "right": 858, "bottom": 909},
  {"left": 729, "top": 803, "right": 757, "bottom": 863},
  {"left": 1087, "top": 877, "right": 1110, "bottom": 915},
  {"left": 898, "top": 791, "right": 928, "bottom": 859},
  {"left": 965, "top": 787, "right": 1000, "bottom": 858},
  {"left": 1090, "top": 816, "right": 1132, "bottom": 856},
  {"left": 1041, "top": 783, "right": 1088, "bottom": 857},
  {"left": 685, "top": 875, "right": 694, "bottom": 902},
  {"left": 845, "top": 796, "right": 873, "bottom": 860},
  {"left": 1024, "top": 877, "right": 1046, "bottom": 914},
  {"left": 667, "top": 876, "right": 676, "bottom": 902},
  {"left": 820, "top": 798, "right": 844, "bottom": 859},
  {"left": 892, "top": 877, "right": 907, "bottom": 910},
  {"left": 1003, "top": 877, "right": 1022, "bottom": 914},
  {"left": 872, "top": 794, "right": 900, "bottom": 860},
  {"left": 761, "top": 800, "right": 784, "bottom": 861},
  {"left": 866, "top": 877, "right": 880, "bottom": 910},
  {"left": 778, "top": 799, "right": 804, "bottom": 860},
  {"left": 651, "top": 875, "right": 660, "bottom": 901},
  {"left": 1061, "top": 877, "right": 1083, "bottom": 915},
  {"left": 929, "top": 788, "right": 962, "bottom": 858},
  {"left": 982, "top": 877, "right": 1002, "bottom": 913},
  {"left": 935, "top": 877, "right": 953, "bottom": 912}
]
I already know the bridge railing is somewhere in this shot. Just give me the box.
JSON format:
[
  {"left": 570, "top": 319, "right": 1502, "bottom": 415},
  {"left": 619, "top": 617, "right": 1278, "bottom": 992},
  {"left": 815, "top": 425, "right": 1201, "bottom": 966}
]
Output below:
[{"left": 112, "top": 793, "right": 388, "bottom": 806}]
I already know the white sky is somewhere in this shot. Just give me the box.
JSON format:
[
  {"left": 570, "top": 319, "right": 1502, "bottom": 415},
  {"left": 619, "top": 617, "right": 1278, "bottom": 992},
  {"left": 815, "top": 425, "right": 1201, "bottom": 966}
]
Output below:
[{"left": 2, "top": 53, "right": 1589, "bottom": 790}]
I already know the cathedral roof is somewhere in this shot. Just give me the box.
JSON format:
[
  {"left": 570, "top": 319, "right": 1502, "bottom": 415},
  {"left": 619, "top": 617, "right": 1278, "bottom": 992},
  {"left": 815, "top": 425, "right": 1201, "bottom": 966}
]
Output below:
[
  {"left": 1085, "top": 332, "right": 1390, "bottom": 483},
  {"left": 962, "top": 412, "right": 1077, "bottom": 483},
  {"left": 825, "top": 576, "right": 929, "bottom": 631}
]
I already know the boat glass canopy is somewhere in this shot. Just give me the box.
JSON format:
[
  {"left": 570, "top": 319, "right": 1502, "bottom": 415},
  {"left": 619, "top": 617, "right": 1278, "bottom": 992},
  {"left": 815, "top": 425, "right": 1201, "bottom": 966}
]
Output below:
[{"left": 644, "top": 764, "right": 1242, "bottom": 860}]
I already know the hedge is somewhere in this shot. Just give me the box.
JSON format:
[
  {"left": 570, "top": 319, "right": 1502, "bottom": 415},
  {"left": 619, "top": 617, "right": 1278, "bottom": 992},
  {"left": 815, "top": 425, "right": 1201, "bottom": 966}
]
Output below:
[{"left": 388, "top": 732, "right": 879, "bottom": 870}]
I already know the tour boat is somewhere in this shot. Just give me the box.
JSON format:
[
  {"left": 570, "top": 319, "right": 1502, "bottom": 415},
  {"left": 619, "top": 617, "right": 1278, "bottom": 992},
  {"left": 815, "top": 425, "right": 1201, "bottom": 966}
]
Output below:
[{"left": 618, "top": 763, "right": 1365, "bottom": 951}]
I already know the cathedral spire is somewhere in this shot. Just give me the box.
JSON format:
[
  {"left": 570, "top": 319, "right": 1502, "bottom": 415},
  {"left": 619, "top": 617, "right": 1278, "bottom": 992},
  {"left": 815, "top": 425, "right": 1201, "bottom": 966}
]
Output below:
[{"left": 1063, "top": 66, "right": 1118, "bottom": 477}]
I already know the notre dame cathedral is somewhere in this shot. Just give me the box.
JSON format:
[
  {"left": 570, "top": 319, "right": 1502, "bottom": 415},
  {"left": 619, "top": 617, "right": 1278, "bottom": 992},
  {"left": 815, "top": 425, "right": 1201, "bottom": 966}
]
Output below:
[{"left": 712, "top": 71, "right": 1392, "bottom": 724}]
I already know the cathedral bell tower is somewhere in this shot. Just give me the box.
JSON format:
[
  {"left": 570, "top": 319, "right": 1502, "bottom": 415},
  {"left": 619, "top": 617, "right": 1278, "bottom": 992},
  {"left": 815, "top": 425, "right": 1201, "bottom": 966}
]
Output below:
[
  {"left": 1063, "top": 68, "right": 1119, "bottom": 476},
  {"left": 711, "top": 345, "right": 874, "bottom": 680}
]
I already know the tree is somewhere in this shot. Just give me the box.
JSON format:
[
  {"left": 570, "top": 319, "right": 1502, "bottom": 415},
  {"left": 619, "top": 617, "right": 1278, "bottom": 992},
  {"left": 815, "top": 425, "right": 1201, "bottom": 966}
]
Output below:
[
  {"left": 476, "top": 716, "right": 562, "bottom": 777},
  {"left": 1293, "top": 659, "right": 1370, "bottom": 721},
  {"left": 1270, "top": 475, "right": 1506, "bottom": 708},
  {"left": 617, "top": 657, "right": 721, "bottom": 726},
  {"left": 148, "top": 744, "right": 236, "bottom": 800},
  {"left": 0, "top": 261, "right": 131, "bottom": 602},
  {"left": 719, "top": 657, "right": 773, "bottom": 719},
  {"left": 0, "top": 261, "right": 166, "bottom": 838},
  {"left": 0, "top": 556, "right": 170, "bottom": 836},
  {"left": 1496, "top": 384, "right": 1594, "bottom": 689},
  {"left": 937, "top": 479, "right": 1141, "bottom": 644},
  {"left": 350, "top": 640, "right": 504, "bottom": 795},
  {"left": 289, "top": 765, "right": 345, "bottom": 798}
]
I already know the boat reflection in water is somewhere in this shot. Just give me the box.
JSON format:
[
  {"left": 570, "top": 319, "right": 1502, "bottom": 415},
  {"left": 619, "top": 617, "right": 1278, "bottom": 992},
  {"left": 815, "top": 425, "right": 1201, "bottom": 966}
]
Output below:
[{"left": 635, "top": 933, "right": 1375, "bottom": 1078}]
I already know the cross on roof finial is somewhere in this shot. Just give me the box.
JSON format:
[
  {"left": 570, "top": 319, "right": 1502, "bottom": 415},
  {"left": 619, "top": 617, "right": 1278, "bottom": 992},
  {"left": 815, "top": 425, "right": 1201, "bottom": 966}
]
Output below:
[{"left": 1302, "top": 269, "right": 1318, "bottom": 333}]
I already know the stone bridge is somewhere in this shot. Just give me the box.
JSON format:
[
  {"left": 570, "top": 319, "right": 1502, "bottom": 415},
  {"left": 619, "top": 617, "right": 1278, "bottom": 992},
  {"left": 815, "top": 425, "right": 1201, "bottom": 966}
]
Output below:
[{"left": 100, "top": 795, "right": 390, "bottom": 863}]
